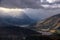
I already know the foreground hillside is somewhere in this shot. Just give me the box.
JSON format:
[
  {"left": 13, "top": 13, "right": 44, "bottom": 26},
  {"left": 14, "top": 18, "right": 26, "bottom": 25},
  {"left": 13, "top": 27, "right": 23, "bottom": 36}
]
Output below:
[
  {"left": 0, "top": 25, "right": 41, "bottom": 40},
  {"left": 34, "top": 14, "right": 60, "bottom": 31},
  {"left": 0, "top": 25, "right": 60, "bottom": 40}
]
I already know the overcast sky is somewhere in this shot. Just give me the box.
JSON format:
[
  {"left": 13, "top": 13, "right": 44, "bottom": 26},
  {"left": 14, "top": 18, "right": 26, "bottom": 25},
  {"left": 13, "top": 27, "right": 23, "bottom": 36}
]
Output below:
[
  {"left": 0, "top": 0, "right": 41, "bottom": 8},
  {"left": 0, "top": 0, "right": 60, "bottom": 20},
  {"left": 0, "top": 0, "right": 60, "bottom": 8}
]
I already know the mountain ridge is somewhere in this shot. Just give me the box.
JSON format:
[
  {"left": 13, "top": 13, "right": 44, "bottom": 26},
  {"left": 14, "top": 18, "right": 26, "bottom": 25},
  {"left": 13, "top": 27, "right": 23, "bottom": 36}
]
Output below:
[
  {"left": 0, "top": 12, "right": 34, "bottom": 26},
  {"left": 30, "top": 14, "right": 60, "bottom": 32}
]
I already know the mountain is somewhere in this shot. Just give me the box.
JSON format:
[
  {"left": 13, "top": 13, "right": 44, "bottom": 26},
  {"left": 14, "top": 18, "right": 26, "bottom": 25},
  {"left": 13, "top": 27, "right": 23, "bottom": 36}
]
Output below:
[
  {"left": 34, "top": 14, "right": 60, "bottom": 32},
  {"left": 0, "top": 25, "right": 41, "bottom": 40},
  {"left": 0, "top": 12, "right": 34, "bottom": 26}
]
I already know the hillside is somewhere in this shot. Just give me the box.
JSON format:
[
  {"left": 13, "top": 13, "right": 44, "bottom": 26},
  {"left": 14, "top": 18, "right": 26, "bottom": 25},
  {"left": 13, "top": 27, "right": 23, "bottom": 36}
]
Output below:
[
  {"left": 0, "top": 25, "right": 41, "bottom": 40},
  {"left": 35, "top": 14, "right": 60, "bottom": 32}
]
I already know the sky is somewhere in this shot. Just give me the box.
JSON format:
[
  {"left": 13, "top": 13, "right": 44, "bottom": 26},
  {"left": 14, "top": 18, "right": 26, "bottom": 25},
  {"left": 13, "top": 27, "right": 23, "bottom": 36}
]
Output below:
[
  {"left": 0, "top": 0, "right": 60, "bottom": 20},
  {"left": 1, "top": 0, "right": 60, "bottom": 8}
]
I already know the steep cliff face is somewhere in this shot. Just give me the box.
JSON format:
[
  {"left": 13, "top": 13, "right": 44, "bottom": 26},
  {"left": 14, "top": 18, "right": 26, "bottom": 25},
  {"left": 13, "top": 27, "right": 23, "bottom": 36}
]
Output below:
[{"left": 32, "top": 14, "right": 60, "bottom": 31}]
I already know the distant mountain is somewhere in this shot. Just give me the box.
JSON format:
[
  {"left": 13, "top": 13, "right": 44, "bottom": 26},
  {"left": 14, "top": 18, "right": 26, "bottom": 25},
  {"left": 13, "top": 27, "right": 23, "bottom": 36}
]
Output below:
[
  {"left": 0, "top": 12, "right": 34, "bottom": 26},
  {"left": 31, "top": 14, "right": 60, "bottom": 32}
]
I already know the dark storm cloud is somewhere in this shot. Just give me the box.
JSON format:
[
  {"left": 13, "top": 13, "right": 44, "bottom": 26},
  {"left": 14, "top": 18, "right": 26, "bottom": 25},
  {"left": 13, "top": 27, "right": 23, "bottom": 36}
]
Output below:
[
  {"left": 0, "top": 0, "right": 43, "bottom": 8},
  {"left": 54, "top": 1, "right": 60, "bottom": 4},
  {"left": 20, "top": 0, "right": 42, "bottom": 8},
  {"left": 1, "top": 0, "right": 60, "bottom": 8}
]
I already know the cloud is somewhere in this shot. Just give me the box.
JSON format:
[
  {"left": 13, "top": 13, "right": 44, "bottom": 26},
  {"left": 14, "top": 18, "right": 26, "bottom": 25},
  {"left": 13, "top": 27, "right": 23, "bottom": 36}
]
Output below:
[
  {"left": 1, "top": 0, "right": 60, "bottom": 9},
  {"left": 40, "top": 0, "right": 60, "bottom": 9},
  {"left": 24, "top": 8, "right": 60, "bottom": 20},
  {"left": 0, "top": 7, "right": 60, "bottom": 21},
  {"left": 41, "top": 4, "right": 60, "bottom": 8},
  {"left": 0, "top": 0, "right": 42, "bottom": 9},
  {"left": 0, "top": 7, "right": 25, "bottom": 18}
]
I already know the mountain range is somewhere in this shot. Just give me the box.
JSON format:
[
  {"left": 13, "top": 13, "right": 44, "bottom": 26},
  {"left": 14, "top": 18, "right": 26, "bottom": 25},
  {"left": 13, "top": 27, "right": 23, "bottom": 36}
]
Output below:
[
  {"left": 0, "top": 13, "right": 60, "bottom": 40},
  {"left": 0, "top": 12, "right": 34, "bottom": 26}
]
